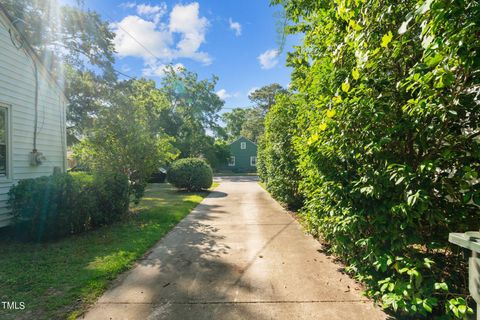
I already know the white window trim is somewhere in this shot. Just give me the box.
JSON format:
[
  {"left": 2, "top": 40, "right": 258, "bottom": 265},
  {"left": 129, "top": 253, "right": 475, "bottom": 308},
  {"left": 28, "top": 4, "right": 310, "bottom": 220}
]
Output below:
[
  {"left": 0, "top": 103, "right": 12, "bottom": 183},
  {"left": 240, "top": 142, "right": 246, "bottom": 150},
  {"left": 228, "top": 156, "right": 235, "bottom": 167},
  {"left": 250, "top": 156, "right": 257, "bottom": 167}
]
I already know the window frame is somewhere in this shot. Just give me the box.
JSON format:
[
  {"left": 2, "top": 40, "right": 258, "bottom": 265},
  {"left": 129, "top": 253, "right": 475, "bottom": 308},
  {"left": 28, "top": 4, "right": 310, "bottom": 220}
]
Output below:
[
  {"left": 250, "top": 156, "right": 257, "bottom": 167},
  {"left": 228, "top": 156, "right": 235, "bottom": 167},
  {"left": 240, "top": 142, "right": 246, "bottom": 150},
  {"left": 0, "top": 103, "right": 12, "bottom": 182}
]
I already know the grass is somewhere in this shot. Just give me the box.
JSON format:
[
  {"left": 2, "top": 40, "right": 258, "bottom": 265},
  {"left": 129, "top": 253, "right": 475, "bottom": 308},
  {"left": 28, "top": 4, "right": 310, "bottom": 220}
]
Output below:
[{"left": 0, "top": 182, "right": 217, "bottom": 320}]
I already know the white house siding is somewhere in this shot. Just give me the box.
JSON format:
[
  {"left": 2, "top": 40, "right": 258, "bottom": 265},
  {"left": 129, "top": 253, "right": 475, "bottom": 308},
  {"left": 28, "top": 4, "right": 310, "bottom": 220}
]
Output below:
[{"left": 0, "top": 13, "right": 67, "bottom": 227}]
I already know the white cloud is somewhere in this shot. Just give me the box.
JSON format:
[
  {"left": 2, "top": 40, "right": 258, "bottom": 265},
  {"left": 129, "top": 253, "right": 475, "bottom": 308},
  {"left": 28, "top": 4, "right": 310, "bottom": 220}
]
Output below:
[
  {"left": 258, "top": 49, "right": 279, "bottom": 69},
  {"left": 120, "top": 2, "right": 136, "bottom": 9},
  {"left": 169, "top": 3, "right": 211, "bottom": 64},
  {"left": 216, "top": 89, "right": 231, "bottom": 100},
  {"left": 111, "top": 15, "right": 173, "bottom": 63},
  {"left": 136, "top": 4, "right": 165, "bottom": 15},
  {"left": 136, "top": 3, "right": 167, "bottom": 23},
  {"left": 143, "top": 63, "right": 184, "bottom": 77},
  {"left": 229, "top": 18, "right": 241, "bottom": 36},
  {"left": 216, "top": 89, "right": 240, "bottom": 100},
  {"left": 112, "top": 2, "right": 211, "bottom": 75}
]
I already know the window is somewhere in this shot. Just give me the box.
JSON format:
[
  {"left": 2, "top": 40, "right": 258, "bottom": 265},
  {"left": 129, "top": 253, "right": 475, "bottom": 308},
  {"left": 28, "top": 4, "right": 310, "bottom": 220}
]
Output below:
[
  {"left": 240, "top": 142, "right": 246, "bottom": 150},
  {"left": 250, "top": 156, "right": 257, "bottom": 167},
  {"left": 228, "top": 156, "right": 235, "bottom": 166},
  {"left": 0, "top": 107, "right": 8, "bottom": 177}
]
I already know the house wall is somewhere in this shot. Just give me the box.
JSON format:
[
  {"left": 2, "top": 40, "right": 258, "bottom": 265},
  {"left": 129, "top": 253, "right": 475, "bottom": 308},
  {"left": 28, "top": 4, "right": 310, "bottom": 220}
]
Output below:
[
  {"left": 0, "top": 14, "right": 67, "bottom": 227},
  {"left": 226, "top": 137, "right": 257, "bottom": 173}
]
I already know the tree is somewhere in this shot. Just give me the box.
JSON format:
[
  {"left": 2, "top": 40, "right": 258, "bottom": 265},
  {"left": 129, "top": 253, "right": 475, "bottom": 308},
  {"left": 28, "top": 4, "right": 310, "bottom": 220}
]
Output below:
[
  {"left": 221, "top": 108, "right": 249, "bottom": 141},
  {"left": 248, "top": 83, "right": 286, "bottom": 115},
  {"left": 1, "top": 0, "right": 115, "bottom": 77},
  {"left": 64, "top": 66, "right": 111, "bottom": 144},
  {"left": 2, "top": 0, "right": 117, "bottom": 143},
  {"left": 240, "top": 108, "right": 264, "bottom": 143},
  {"left": 74, "top": 79, "right": 177, "bottom": 201},
  {"left": 160, "top": 66, "right": 225, "bottom": 160},
  {"left": 222, "top": 84, "right": 287, "bottom": 143}
]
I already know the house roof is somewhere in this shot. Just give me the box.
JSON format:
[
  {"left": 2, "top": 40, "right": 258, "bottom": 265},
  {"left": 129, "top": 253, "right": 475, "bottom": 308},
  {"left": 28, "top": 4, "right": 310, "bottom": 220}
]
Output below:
[
  {"left": 0, "top": 4, "right": 68, "bottom": 102},
  {"left": 230, "top": 136, "right": 257, "bottom": 146}
]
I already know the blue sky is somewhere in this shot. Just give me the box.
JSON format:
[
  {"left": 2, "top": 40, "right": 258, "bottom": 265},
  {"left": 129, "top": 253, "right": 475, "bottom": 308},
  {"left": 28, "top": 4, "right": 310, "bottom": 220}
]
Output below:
[{"left": 64, "top": 0, "right": 297, "bottom": 112}]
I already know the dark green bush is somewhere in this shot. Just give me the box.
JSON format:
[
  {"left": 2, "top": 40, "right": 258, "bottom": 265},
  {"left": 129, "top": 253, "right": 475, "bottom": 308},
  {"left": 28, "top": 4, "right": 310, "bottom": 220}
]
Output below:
[
  {"left": 8, "top": 172, "right": 129, "bottom": 241},
  {"left": 90, "top": 172, "right": 130, "bottom": 227},
  {"left": 258, "top": 93, "right": 303, "bottom": 209},
  {"left": 269, "top": 0, "right": 480, "bottom": 318},
  {"left": 167, "top": 158, "right": 213, "bottom": 191}
]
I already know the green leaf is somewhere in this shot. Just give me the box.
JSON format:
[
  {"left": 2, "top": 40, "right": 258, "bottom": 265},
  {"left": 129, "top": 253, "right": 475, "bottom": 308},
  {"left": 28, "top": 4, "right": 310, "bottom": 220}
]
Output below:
[
  {"left": 417, "top": 0, "right": 434, "bottom": 14},
  {"left": 352, "top": 68, "right": 360, "bottom": 80},
  {"left": 381, "top": 31, "right": 393, "bottom": 48},
  {"left": 398, "top": 16, "right": 413, "bottom": 35},
  {"left": 342, "top": 82, "right": 351, "bottom": 92},
  {"left": 425, "top": 53, "right": 444, "bottom": 67},
  {"left": 423, "top": 301, "right": 433, "bottom": 313},
  {"left": 452, "top": 306, "right": 460, "bottom": 318}
]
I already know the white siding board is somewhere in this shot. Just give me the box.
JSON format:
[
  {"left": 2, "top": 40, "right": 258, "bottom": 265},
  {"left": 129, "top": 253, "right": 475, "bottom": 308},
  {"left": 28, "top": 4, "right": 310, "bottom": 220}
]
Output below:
[{"left": 0, "top": 13, "right": 67, "bottom": 227}]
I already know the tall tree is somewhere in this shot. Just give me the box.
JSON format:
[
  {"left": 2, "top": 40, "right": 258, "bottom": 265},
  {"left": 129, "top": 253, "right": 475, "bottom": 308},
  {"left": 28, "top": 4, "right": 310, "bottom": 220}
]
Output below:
[
  {"left": 221, "top": 108, "right": 249, "bottom": 141},
  {"left": 240, "top": 108, "right": 265, "bottom": 143},
  {"left": 161, "top": 66, "right": 225, "bottom": 159},
  {"left": 248, "top": 83, "right": 286, "bottom": 115},
  {"left": 1, "top": 0, "right": 117, "bottom": 143},
  {"left": 74, "top": 79, "right": 177, "bottom": 201},
  {"left": 1, "top": 0, "right": 115, "bottom": 77}
]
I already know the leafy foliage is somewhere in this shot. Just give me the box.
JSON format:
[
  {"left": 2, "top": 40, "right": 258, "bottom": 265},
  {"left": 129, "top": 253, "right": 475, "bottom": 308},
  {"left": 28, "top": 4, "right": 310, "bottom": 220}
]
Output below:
[
  {"left": 221, "top": 108, "right": 249, "bottom": 141},
  {"left": 73, "top": 79, "right": 178, "bottom": 201},
  {"left": 258, "top": 93, "right": 303, "bottom": 209},
  {"left": 161, "top": 66, "right": 225, "bottom": 157},
  {"left": 240, "top": 108, "right": 265, "bottom": 143},
  {"left": 167, "top": 158, "right": 213, "bottom": 191},
  {"left": 1, "top": 0, "right": 115, "bottom": 76},
  {"left": 8, "top": 172, "right": 129, "bottom": 242},
  {"left": 268, "top": 0, "right": 480, "bottom": 317},
  {"left": 2, "top": 0, "right": 117, "bottom": 144},
  {"left": 222, "top": 84, "right": 286, "bottom": 143},
  {"left": 248, "top": 83, "right": 287, "bottom": 115}
]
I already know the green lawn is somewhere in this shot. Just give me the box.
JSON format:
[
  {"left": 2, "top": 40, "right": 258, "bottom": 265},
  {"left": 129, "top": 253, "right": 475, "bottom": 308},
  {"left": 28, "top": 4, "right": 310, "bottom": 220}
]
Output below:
[{"left": 0, "top": 183, "right": 216, "bottom": 320}]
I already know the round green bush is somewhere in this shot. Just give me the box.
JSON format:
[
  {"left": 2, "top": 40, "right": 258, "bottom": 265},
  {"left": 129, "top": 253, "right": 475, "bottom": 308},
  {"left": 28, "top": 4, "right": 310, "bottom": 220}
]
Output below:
[{"left": 167, "top": 158, "right": 213, "bottom": 191}]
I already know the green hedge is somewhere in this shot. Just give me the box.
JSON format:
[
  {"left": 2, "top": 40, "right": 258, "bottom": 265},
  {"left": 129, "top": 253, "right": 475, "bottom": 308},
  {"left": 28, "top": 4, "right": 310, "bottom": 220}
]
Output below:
[
  {"left": 167, "top": 158, "right": 213, "bottom": 191},
  {"left": 8, "top": 172, "right": 129, "bottom": 241},
  {"left": 257, "top": 93, "right": 303, "bottom": 209},
  {"left": 265, "top": 0, "right": 480, "bottom": 318}
]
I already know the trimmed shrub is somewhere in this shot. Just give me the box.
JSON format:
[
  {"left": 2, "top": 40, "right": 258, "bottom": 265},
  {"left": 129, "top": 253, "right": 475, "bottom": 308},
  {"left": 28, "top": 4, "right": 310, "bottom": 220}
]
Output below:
[
  {"left": 90, "top": 172, "right": 130, "bottom": 227},
  {"left": 167, "top": 158, "right": 213, "bottom": 191},
  {"left": 8, "top": 172, "right": 129, "bottom": 241},
  {"left": 258, "top": 93, "right": 303, "bottom": 209}
]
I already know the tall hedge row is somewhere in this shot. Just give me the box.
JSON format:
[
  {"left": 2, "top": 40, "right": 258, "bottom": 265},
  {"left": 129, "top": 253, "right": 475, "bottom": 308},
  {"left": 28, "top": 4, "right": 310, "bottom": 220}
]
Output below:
[
  {"left": 257, "top": 93, "right": 303, "bottom": 209},
  {"left": 260, "top": 0, "right": 480, "bottom": 318}
]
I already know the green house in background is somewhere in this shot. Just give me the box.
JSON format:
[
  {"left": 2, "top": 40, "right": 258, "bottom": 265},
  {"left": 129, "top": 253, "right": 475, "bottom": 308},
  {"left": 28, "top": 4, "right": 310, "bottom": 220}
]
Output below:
[{"left": 224, "top": 136, "right": 257, "bottom": 173}]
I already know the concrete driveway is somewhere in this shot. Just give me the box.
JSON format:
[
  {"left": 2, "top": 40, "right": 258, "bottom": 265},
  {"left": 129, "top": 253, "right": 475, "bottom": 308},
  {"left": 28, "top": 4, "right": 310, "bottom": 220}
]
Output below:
[{"left": 82, "top": 176, "right": 388, "bottom": 320}]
